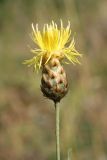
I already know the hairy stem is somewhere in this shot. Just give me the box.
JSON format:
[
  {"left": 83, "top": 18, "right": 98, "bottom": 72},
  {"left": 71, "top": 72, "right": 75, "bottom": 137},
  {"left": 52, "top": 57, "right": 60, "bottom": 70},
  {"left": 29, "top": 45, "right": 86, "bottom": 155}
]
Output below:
[{"left": 55, "top": 103, "right": 60, "bottom": 160}]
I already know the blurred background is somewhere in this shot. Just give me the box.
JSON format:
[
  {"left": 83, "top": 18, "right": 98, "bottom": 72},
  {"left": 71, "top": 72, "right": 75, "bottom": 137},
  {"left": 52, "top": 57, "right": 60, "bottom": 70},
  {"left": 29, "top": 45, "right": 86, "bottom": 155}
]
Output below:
[{"left": 0, "top": 0, "right": 107, "bottom": 159}]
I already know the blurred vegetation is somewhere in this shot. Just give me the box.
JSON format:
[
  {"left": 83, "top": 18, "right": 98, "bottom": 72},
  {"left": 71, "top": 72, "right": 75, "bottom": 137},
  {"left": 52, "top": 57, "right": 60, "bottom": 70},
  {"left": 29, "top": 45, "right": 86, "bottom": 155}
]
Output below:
[{"left": 0, "top": 0, "right": 107, "bottom": 160}]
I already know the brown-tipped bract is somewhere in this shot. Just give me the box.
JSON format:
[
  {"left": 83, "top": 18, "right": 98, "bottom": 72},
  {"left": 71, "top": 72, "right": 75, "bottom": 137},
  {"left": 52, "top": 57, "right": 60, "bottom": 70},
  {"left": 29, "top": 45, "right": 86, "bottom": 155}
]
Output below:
[{"left": 41, "top": 58, "right": 68, "bottom": 103}]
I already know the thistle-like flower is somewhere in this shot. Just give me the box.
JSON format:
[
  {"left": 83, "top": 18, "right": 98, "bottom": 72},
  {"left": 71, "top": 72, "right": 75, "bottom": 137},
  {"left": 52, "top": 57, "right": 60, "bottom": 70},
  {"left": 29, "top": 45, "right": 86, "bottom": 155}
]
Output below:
[{"left": 24, "top": 20, "right": 82, "bottom": 103}]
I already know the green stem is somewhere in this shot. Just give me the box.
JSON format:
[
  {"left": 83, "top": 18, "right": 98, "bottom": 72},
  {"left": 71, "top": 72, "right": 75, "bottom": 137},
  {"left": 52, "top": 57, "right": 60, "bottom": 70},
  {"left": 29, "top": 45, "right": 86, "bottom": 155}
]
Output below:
[{"left": 55, "top": 103, "right": 60, "bottom": 160}]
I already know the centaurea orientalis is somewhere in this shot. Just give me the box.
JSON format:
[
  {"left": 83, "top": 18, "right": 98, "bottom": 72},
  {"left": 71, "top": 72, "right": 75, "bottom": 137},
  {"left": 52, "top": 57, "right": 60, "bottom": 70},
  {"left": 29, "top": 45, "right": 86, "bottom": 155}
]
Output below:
[{"left": 24, "top": 20, "right": 82, "bottom": 160}]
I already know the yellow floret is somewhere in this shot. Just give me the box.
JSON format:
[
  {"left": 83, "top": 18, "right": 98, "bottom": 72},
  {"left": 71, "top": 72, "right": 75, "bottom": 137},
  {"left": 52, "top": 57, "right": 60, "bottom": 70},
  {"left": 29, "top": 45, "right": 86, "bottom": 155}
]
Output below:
[{"left": 24, "top": 20, "right": 82, "bottom": 71}]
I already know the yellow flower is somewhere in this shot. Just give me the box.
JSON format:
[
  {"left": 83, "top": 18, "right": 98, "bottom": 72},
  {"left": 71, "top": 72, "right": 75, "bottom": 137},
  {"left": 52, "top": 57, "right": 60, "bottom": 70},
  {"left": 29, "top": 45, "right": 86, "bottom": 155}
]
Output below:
[{"left": 24, "top": 20, "right": 82, "bottom": 71}]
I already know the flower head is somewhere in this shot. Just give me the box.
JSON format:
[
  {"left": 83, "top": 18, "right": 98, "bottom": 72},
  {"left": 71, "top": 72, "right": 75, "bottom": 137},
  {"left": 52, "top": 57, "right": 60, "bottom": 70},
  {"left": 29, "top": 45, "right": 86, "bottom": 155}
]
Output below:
[{"left": 24, "top": 20, "right": 82, "bottom": 71}]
